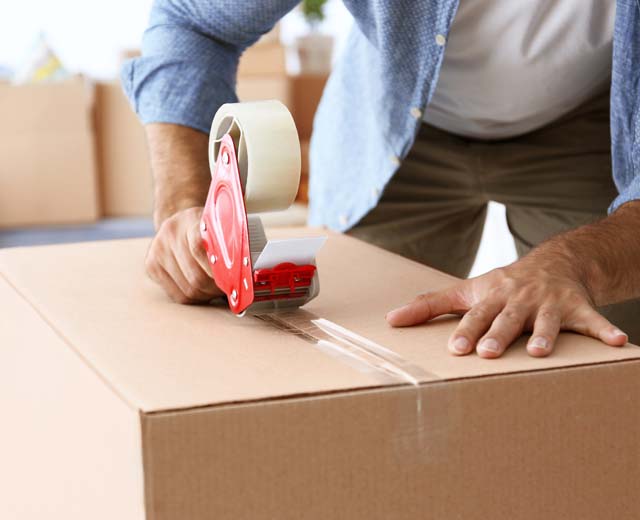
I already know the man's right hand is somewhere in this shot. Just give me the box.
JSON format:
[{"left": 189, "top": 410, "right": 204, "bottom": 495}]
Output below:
[
  {"left": 145, "top": 206, "right": 221, "bottom": 304},
  {"left": 143, "top": 123, "right": 220, "bottom": 303}
]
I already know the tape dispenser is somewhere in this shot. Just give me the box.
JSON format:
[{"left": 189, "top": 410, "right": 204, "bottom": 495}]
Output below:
[{"left": 200, "top": 100, "right": 321, "bottom": 315}]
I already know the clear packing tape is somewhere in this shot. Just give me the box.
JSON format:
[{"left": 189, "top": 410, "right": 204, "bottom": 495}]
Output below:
[
  {"left": 255, "top": 310, "right": 445, "bottom": 464},
  {"left": 255, "top": 310, "right": 436, "bottom": 387}
]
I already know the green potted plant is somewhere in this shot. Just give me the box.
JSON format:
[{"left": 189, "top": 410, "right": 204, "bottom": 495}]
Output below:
[
  {"left": 301, "top": 0, "right": 328, "bottom": 26},
  {"left": 296, "top": 0, "right": 334, "bottom": 74}
]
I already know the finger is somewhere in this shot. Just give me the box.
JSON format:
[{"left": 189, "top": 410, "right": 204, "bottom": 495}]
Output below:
[
  {"left": 448, "top": 300, "right": 503, "bottom": 356},
  {"left": 476, "top": 303, "right": 530, "bottom": 359},
  {"left": 567, "top": 306, "right": 628, "bottom": 347},
  {"left": 148, "top": 263, "right": 193, "bottom": 304},
  {"left": 187, "top": 220, "right": 214, "bottom": 277},
  {"left": 161, "top": 251, "right": 214, "bottom": 303},
  {"left": 171, "top": 240, "right": 220, "bottom": 299},
  {"left": 386, "top": 286, "right": 468, "bottom": 327},
  {"left": 527, "top": 307, "right": 561, "bottom": 357}
]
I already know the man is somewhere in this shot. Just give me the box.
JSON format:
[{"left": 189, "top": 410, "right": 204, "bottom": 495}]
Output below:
[{"left": 122, "top": 0, "right": 640, "bottom": 359}]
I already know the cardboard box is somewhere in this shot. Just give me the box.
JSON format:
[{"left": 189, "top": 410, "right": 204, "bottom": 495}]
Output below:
[
  {"left": 254, "top": 24, "right": 281, "bottom": 47},
  {"left": 238, "top": 43, "right": 287, "bottom": 78},
  {"left": 237, "top": 75, "right": 327, "bottom": 143},
  {"left": 0, "top": 76, "right": 99, "bottom": 227},
  {"left": 289, "top": 74, "right": 328, "bottom": 139},
  {"left": 296, "top": 139, "right": 309, "bottom": 202},
  {"left": 94, "top": 81, "right": 153, "bottom": 217},
  {"left": 2, "top": 230, "right": 640, "bottom": 519},
  {"left": 237, "top": 76, "right": 291, "bottom": 105}
]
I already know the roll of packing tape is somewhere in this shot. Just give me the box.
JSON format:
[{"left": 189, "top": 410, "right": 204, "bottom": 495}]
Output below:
[{"left": 209, "top": 100, "right": 301, "bottom": 213}]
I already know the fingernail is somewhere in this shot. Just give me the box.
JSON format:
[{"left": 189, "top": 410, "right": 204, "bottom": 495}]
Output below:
[
  {"left": 450, "top": 336, "right": 470, "bottom": 354},
  {"left": 611, "top": 328, "right": 628, "bottom": 339},
  {"left": 529, "top": 336, "right": 549, "bottom": 351},
  {"left": 478, "top": 338, "right": 501, "bottom": 354},
  {"left": 387, "top": 302, "right": 412, "bottom": 317}
]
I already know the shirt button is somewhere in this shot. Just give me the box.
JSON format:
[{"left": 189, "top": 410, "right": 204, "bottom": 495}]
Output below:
[
  {"left": 435, "top": 34, "right": 447, "bottom": 46},
  {"left": 338, "top": 214, "right": 349, "bottom": 226},
  {"left": 410, "top": 107, "right": 423, "bottom": 119},
  {"left": 389, "top": 155, "right": 401, "bottom": 166}
]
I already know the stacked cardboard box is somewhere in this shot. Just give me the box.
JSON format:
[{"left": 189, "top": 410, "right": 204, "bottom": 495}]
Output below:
[
  {"left": 94, "top": 82, "right": 152, "bottom": 217},
  {"left": 236, "top": 29, "right": 328, "bottom": 203},
  {"left": 2, "top": 230, "right": 640, "bottom": 519},
  {"left": 289, "top": 75, "right": 327, "bottom": 203},
  {"left": 0, "top": 76, "right": 99, "bottom": 228},
  {"left": 0, "top": 27, "right": 327, "bottom": 227}
]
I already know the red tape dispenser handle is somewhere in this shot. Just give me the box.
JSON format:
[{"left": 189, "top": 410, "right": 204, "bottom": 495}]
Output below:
[{"left": 200, "top": 134, "right": 254, "bottom": 313}]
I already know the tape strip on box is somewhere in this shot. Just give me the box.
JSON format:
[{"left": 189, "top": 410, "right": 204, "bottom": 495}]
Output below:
[{"left": 255, "top": 310, "right": 438, "bottom": 386}]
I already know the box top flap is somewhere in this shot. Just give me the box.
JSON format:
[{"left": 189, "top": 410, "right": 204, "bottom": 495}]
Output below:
[{"left": 1, "top": 229, "right": 638, "bottom": 413}]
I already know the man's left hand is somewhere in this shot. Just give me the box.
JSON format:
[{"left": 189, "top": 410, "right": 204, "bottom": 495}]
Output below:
[{"left": 386, "top": 252, "right": 628, "bottom": 358}]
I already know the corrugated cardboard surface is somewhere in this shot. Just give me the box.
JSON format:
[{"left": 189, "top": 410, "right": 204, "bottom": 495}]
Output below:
[
  {"left": 2, "top": 230, "right": 640, "bottom": 519},
  {"left": 290, "top": 74, "right": 327, "bottom": 139},
  {"left": 143, "top": 362, "right": 640, "bottom": 520},
  {"left": 0, "top": 77, "right": 99, "bottom": 227},
  {"left": 0, "top": 278, "right": 144, "bottom": 519},
  {"left": 1, "top": 230, "right": 639, "bottom": 412},
  {"left": 94, "top": 81, "right": 153, "bottom": 217}
]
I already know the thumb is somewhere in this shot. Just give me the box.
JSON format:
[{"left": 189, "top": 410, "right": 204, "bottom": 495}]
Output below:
[{"left": 386, "top": 286, "right": 468, "bottom": 327}]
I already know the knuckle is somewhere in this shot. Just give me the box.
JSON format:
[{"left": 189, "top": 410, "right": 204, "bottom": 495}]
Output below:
[
  {"left": 182, "top": 285, "right": 202, "bottom": 301},
  {"left": 144, "top": 254, "right": 155, "bottom": 272},
  {"left": 186, "top": 269, "right": 209, "bottom": 290},
  {"left": 189, "top": 236, "right": 203, "bottom": 257},
  {"left": 486, "top": 285, "right": 507, "bottom": 302},
  {"left": 493, "top": 268, "right": 517, "bottom": 289},
  {"left": 144, "top": 255, "right": 160, "bottom": 278},
  {"left": 414, "top": 292, "right": 434, "bottom": 304},
  {"left": 465, "top": 305, "right": 492, "bottom": 322},
  {"left": 159, "top": 218, "right": 178, "bottom": 240},
  {"left": 537, "top": 308, "right": 558, "bottom": 321},
  {"left": 465, "top": 307, "right": 484, "bottom": 319},
  {"left": 500, "top": 308, "right": 523, "bottom": 324},
  {"left": 490, "top": 267, "right": 509, "bottom": 282},
  {"left": 174, "top": 293, "right": 193, "bottom": 305},
  {"left": 560, "top": 288, "right": 587, "bottom": 306}
]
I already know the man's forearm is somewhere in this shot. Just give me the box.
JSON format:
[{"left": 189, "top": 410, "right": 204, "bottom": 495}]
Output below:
[
  {"left": 526, "top": 200, "right": 640, "bottom": 306},
  {"left": 145, "top": 123, "right": 211, "bottom": 228}
]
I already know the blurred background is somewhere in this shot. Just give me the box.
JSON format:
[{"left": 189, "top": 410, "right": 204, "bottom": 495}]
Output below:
[{"left": 0, "top": 0, "right": 516, "bottom": 276}]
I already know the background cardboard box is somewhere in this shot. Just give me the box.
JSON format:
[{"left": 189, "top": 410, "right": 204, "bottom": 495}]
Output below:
[
  {"left": 237, "top": 43, "right": 287, "bottom": 78},
  {"left": 237, "top": 74, "right": 326, "bottom": 203},
  {"left": 288, "top": 74, "right": 328, "bottom": 140},
  {"left": 237, "top": 76, "right": 292, "bottom": 105},
  {"left": 97, "top": 74, "right": 326, "bottom": 215},
  {"left": 0, "top": 76, "right": 99, "bottom": 227},
  {"left": 297, "top": 139, "right": 310, "bottom": 202},
  {"left": 94, "top": 81, "right": 153, "bottom": 217},
  {"left": 2, "top": 231, "right": 640, "bottom": 519}
]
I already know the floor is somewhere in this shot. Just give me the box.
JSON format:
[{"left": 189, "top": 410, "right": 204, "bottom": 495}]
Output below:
[{"left": 0, "top": 202, "right": 517, "bottom": 277}]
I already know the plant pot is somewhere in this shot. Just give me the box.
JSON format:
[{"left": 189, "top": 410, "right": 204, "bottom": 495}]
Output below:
[{"left": 294, "top": 33, "right": 334, "bottom": 75}]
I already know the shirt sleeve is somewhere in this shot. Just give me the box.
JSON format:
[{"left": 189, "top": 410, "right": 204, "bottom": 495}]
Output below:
[
  {"left": 608, "top": 0, "right": 640, "bottom": 213},
  {"left": 121, "top": 0, "right": 299, "bottom": 134}
]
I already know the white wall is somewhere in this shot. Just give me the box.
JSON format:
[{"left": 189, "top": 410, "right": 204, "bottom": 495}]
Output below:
[
  {"left": 0, "top": 0, "right": 153, "bottom": 79},
  {"left": 0, "top": 0, "right": 352, "bottom": 79}
]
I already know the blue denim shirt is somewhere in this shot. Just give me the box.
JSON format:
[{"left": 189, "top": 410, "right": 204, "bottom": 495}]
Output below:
[{"left": 122, "top": 1, "right": 640, "bottom": 231}]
